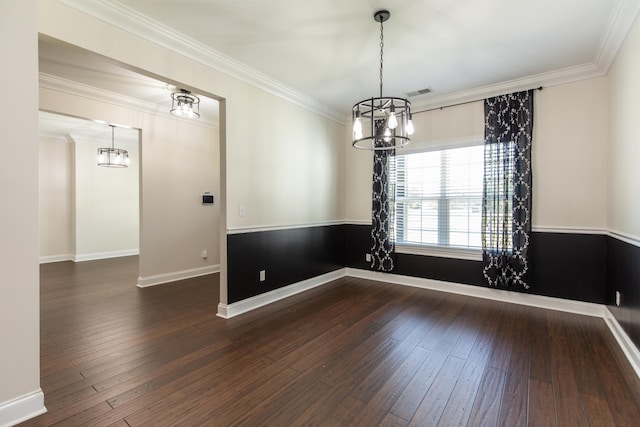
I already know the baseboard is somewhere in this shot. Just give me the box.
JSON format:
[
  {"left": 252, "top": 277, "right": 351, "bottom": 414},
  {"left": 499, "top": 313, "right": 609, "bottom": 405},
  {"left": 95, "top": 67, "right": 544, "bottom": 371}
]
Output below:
[
  {"left": 137, "top": 264, "right": 220, "bottom": 288},
  {"left": 74, "top": 249, "right": 139, "bottom": 262},
  {"left": 604, "top": 308, "right": 640, "bottom": 379},
  {"left": 346, "top": 268, "right": 605, "bottom": 317},
  {"left": 39, "top": 254, "right": 74, "bottom": 264},
  {"left": 217, "top": 268, "right": 347, "bottom": 319},
  {"left": 0, "top": 389, "right": 46, "bottom": 427},
  {"left": 217, "top": 267, "right": 639, "bottom": 378}
]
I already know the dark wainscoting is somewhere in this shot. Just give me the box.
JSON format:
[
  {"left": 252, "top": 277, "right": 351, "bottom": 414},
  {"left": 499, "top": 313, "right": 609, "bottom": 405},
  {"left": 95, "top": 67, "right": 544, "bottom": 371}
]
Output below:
[
  {"left": 345, "top": 224, "right": 607, "bottom": 304},
  {"left": 228, "top": 223, "right": 609, "bottom": 306},
  {"left": 606, "top": 236, "right": 640, "bottom": 351},
  {"left": 227, "top": 225, "right": 345, "bottom": 303},
  {"left": 529, "top": 232, "right": 607, "bottom": 303}
]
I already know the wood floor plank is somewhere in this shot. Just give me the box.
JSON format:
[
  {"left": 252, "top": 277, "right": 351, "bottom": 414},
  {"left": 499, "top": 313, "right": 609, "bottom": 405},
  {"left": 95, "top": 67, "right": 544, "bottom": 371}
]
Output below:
[
  {"left": 581, "top": 393, "right": 616, "bottom": 426},
  {"left": 497, "top": 305, "right": 531, "bottom": 427},
  {"left": 379, "top": 413, "right": 410, "bottom": 427},
  {"left": 407, "top": 355, "right": 466, "bottom": 426},
  {"left": 437, "top": 304, "right": 499, "bottom": 426},
  {"left": 466, "top": 367, "right": 506, "bottom": 427},
  {"left": 318, "top": 395, "right": 366, "bottom": 427},
  {"left": 546, "top": 310, "right": 588, "bottom": 427},
  {"left": 350, "top": 347, "right": 430, "bottom": 426},
  {"left": 528, "top": 309, "right": 553, "bottom": 383},
  {"left": 528, "top": 379, "right": 557, "bottom": 427},
  {"left": 20, "top": 257, "right": 640, "bottom": 426}
]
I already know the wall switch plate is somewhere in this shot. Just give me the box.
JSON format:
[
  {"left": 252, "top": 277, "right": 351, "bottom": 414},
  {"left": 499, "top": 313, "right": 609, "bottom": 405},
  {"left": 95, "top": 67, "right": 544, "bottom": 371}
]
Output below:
[
  {"left": 201, "top": 250, "right": 208, "bottom": 259},
  {"left": 365, "top": 253, "right": 372, "bottom": 262},
  {"left": 259, "top": 270, "right": 266, "bottom": 282},
  {"left": 239, "top": 205, "right": 246, "bottom": 217},
  {"left": 616, "top": 291, "right": 621, "bottom": 306}
]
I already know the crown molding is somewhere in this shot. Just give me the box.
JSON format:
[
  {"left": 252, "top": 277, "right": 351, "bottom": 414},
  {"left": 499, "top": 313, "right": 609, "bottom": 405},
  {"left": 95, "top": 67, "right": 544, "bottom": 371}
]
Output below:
[
  {"left": 593, "top": 0, "right": 640, "bottom": 73},
  {"left": 56, "top": 0, "right": 345, "bottom": 124},
  {"left": 39, "top": 73, "right": 218, "bottom": 128},
  {"left": 410, "top": 62, "right": 604, "bottom": 112},
  {"left": 57, "top": 0, "right": 639, "bottom": 124}
]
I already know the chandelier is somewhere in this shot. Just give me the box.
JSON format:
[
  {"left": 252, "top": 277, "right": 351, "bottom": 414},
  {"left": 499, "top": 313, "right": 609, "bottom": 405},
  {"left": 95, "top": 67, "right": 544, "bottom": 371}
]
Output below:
[
  {"left": 97, "top": 125, "right": 130, "bottom": 168},
  {"left": 352, "top": 10, "right": 414, "bottom": 150},
  {"left": 170, "top": 89, "right": 200, "bottom": 119}
]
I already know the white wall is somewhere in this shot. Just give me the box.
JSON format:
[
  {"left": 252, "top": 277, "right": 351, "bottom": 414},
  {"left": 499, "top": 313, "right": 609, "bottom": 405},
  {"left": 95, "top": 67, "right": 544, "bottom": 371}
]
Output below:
[
  {"left": 39, "top": 133, "right": 140, "bottom": 262},
  {"left": 225, "top": 85, "right": 344, "bottom": 230},
  {"left": 533, "top": 77, "right": 609, "bottom": 232},
  {"left": 39, "top": 136, "right": 73, "bottom": 259},
  {"left": 0, "top": 0, "right": 45, "bottom": 423},
  {"left": 36, "top": 0, "right": 346, "bottom": 302},
  {"left": 39, "top": 86, "right": 220, "bottom": 282},
  {"left": 74, "top": 136, "right": 139, "bottom": 259},
  {"left": 344, "top": 77, "right": 610, "bottom": 233},
  {"left": 607, "top": 12, "right": 640, "bottom": 240}
]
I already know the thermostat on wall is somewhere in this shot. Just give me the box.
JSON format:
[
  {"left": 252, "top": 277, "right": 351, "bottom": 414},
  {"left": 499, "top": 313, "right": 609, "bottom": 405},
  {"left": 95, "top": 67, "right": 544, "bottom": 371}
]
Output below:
[{"left": 202, "top": 193, "right": 214, "bottom": 204}]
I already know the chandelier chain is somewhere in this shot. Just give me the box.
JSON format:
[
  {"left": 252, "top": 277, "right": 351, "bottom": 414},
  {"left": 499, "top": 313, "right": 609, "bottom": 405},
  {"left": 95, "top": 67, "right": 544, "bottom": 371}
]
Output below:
[{"left": 379, "top": 19, "right": 384, "bottom": 98}]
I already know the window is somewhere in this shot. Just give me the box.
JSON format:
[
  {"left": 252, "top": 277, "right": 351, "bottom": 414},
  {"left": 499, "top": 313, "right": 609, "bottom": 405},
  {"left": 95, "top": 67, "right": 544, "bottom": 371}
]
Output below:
[{"left": 393, "top": 144, "right": 483, "bottom": 253}]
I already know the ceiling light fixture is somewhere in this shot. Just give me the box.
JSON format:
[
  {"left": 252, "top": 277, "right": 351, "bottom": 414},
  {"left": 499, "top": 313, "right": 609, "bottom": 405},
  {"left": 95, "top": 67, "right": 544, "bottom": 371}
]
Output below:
[
  {"left": 352, "top": 9, "right": 414, "bottom": 150},
  {"left": 97, "top": 124, "right": 130, "bottom": 168},
  {"left": 170, "top": 89, "right": 200, "bottom": 119}
]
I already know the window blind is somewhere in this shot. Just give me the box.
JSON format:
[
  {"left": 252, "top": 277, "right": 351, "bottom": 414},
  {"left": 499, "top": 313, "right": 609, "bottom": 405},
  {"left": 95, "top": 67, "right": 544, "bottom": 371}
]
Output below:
[{"left": 393, "top": 144, "right": 484, "bottom": 249}]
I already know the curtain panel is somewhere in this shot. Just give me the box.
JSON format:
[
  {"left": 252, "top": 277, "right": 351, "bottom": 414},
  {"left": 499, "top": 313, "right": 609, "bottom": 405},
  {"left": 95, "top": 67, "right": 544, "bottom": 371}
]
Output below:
[
  {"left": 371, "top": 150, "right": 396, "bottom": 271},
  {"left": 482, "top": 90, "right": 533, "bottom": 289}
]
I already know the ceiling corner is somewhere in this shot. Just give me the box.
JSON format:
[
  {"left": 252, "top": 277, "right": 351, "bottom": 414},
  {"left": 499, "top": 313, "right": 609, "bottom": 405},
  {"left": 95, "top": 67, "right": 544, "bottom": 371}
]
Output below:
[{"left": 592, "top": 0, "right": 640, "bottom": 73}]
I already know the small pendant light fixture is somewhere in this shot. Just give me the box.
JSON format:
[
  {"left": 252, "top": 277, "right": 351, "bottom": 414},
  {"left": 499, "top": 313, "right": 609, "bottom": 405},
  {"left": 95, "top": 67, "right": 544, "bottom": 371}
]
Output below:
[
  {"left": 170, "top": 89, "right": 200, "bottom": 119},
  {"left": 97, "top": 124, "right": 130, "bottom": 168},
  {"left": 352, "top": 10, "right": 414, "bottom": 150}
]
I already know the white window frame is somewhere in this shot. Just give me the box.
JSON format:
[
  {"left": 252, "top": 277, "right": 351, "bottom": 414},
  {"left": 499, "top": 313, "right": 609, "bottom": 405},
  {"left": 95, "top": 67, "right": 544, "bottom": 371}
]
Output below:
[{"left": 393, "top": 141, "right": 483, "bottom": 261}]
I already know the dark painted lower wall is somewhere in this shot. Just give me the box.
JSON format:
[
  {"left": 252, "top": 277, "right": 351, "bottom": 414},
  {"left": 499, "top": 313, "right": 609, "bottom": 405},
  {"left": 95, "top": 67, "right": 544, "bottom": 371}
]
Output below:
[
  {"left": 227, "top": 225, "right": 344, "bottom": 303},
  {"left": 606, "top": 236, "right": 640, "bottom": 352},
  {"left": 345, "top": 224, "right": 607, "bottom": 304},
  {"left": 228, "top": 223, "right": 638, "bottom": 353}
]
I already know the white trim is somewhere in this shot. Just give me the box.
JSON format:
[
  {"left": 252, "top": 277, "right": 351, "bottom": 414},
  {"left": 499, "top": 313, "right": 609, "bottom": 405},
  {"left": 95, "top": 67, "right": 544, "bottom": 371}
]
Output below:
[
  {"left": 604, "top": 308, "right": 640, "bottom": 379},
  {"left": 344, "top": 220, "right": 372, "bottom": 226},
  {"left": 39, "top": 254, "right": 74, "bottom": 264},
  {"left": 592, "top": 0, "right": 640, "bottom": 73},
  {"left": 608, "top": 229, "right": 640, "bottom": 248},
  {"left": 39, "top": 73, "right": 219, "bottom": 129},
  {"left": 398, "top": 136, "right": 484, "bottom": 155},
  {"left": 74, "top": 249, "right": 139, "bottom": 262},
  {"left": 217, "top": 269, "right": 346, "bottom": 318},
  {"left": 345, "top": 268, "right": 605, "bottom": 318},
  {"left": 396, "top": 244, "right": 482, "bottom": 261},
  {"left": 137, "top": 264, "right": 220, "bottom": 288},
  {"left": 531, "top": 226, "right": 608, "bottom": 235},
  {"left": 56, "top": 0, "right": 344, "bottom": 125},
  {"left": 227, "top": 221, "right": 344, "bottom": 235},
  {"left": 411, "top": 63, "right": 603, "bottom": 112},
  {"left": 0, "top": 389, "right": 46, "bottom": 427},
  {"left": 56, "top": 0, "right": 639, "bottom": 123},
  {"left": 213, "top": 266, "right": 640, "bottom": 378}
]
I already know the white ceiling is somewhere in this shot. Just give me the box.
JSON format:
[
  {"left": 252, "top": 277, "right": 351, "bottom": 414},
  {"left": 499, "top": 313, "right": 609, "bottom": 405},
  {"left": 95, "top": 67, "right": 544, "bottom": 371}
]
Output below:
[
  {"left": 42, "top": 0, "right": 639, "bottom": 124},
  {"left": 39, "top": 111, "right": 140, "bottom": 147}
]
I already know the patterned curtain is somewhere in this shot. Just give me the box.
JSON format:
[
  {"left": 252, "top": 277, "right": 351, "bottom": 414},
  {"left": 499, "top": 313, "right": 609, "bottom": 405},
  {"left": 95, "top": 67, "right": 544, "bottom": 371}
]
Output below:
[
  {"left": 482, "top": 90, "right": 533, "bottom": 289},
  {"left": 371, "top": 149, "right": 395, "bottom": 271}
]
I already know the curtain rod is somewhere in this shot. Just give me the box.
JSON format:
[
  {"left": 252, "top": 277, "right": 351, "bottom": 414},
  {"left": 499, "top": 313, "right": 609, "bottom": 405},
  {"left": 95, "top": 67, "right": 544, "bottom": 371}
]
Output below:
[{"left": 413, "top": 86, "right": 543, "bottom": 115}]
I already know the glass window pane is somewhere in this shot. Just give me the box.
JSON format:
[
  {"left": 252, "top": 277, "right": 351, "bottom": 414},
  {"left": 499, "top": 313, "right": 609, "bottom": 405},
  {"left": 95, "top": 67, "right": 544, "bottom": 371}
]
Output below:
[{"left": 394, "top": 144, "right": 483, "bottom": 249}]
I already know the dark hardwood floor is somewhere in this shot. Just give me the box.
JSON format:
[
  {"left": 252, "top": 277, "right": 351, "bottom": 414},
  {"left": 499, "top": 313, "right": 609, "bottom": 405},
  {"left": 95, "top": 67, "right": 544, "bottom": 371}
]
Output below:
[{"left": 21, "top": 256, "right": 640, "bottom": 426}]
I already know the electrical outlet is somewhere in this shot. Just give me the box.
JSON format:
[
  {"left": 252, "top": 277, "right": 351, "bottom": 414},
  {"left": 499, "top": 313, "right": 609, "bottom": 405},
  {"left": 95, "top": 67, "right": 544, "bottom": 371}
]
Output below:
[
  {"left": 259, "top": 270, "right": 266, "bottom": 282},
  {"left": 616, "top": 291, "right": 621, "bottom": 306},
  {"left": 365, "top": 253, "right": 372, "bottom": 262}
]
